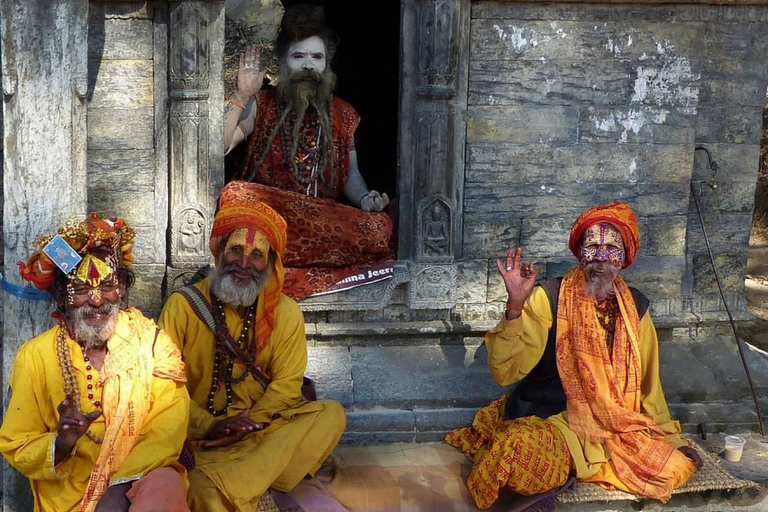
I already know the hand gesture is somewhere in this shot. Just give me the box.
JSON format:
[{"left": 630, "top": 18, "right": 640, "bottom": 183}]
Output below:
[
  {"left": 496, "top": 247, "right": 536, "bottom": 308},
  {"left": 237, "top": 45, "right": 266, "bottom": 99},
  {"left": 199, "top": 409, "right": 261, "bottom": 449},
  {"left": 55, "top": 393, "right": 102, "bottom": 461},
  {"left": 678, "top": 446, "right": 704, "bottom": 469},
  {"left": 361, "top": 190, "right": 390, "bottom": 212}
]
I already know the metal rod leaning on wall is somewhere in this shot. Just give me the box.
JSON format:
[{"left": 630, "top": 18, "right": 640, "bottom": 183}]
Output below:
[{"left": 692, "top": 145, "right": 765, "bottom": 436}]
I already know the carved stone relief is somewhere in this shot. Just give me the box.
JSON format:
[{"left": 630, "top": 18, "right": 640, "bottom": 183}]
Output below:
[
  {"left": 416, "top": 195, "right": 453, "bottom": 261},
  {"left": 170, "top": 204, "right": 208, "bottom": 264},
  {"left": 407, "top": 263, "right": 457, "bottom": 309},
  {"left": 418, "top": 0, "right": 457, "bottom": 90}
]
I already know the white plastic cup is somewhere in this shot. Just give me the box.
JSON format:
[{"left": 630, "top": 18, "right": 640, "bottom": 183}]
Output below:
[{"left": 724, "top": 435, "right": 746, "bottom": 462}]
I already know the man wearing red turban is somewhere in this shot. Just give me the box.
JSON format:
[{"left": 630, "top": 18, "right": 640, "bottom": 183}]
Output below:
[
  {"left": 446, "top": 202, "right": 702, "bottom": 511},
  {"left": 158, "top": 181, "right": 346, "bottom": 512}
]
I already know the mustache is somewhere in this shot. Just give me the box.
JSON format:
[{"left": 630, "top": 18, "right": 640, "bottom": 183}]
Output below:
[
  {"left": 290, "top": 69, "right": 322, "bottom": 83},
  {"left": 221, "top": 261, "right": 260, "bottom": 281},
  {"left": 74, "top": 302, "right": 114, "bottom": 318}
]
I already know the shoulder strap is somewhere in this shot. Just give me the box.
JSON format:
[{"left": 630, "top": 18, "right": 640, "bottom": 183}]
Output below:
[{"left": 175, "top": 286, "right": 273, "bottom": 390}]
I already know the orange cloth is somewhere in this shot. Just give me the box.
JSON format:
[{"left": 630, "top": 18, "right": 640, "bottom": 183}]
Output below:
[
  {"left": 555, "top": 267, "right": 695, "bottom": 501},
  {"left": 445, "top": 395, "right": 572, "bottom": 509},
  {"left": 80, "top": 309, "right": 187, "bottom": 512},
  {"left": 125, "top": 467, "right": 189, "bottom": 512},
  {"left": 18, "top": 213, "right": 136, "bottom": 291},
  {"left": 568, "top": 201, "right": 639, "bottom": 268},
  {"left": 210, "top": 181, "right": 288, "bottom": 352}
]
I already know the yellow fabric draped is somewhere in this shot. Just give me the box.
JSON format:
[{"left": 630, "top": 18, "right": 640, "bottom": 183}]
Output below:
[
  {"left": 0, "top": 309, "right": 190, "bottom": 512},
  {"left": 555, "top": 267, "right": 695, "bottom": 501}
]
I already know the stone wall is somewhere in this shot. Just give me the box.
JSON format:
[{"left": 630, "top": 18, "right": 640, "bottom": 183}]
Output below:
[{"left": 87, "top": 2, "right": 166, "bottom": 317}]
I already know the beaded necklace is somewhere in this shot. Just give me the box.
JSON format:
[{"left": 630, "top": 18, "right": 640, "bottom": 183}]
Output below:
[
  {"left": 55, "top": 326, "right": 103, "bottom": 444},
  {"left": 278, "top": 102, "right": 334, "bottom": 196},
  {"left": 207, "top": 294, "right": 257, "bottom": 416}
]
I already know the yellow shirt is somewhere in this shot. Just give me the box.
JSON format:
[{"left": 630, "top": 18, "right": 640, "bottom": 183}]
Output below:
[
  {"left": 158, "top": 278, "right": 320, "bottom": 442},
  {"left": 486, "top": 286, "right": 688, "bottom": 479},
  {"left": 0, "top": 311, "right": 190, "bottom": 512}
]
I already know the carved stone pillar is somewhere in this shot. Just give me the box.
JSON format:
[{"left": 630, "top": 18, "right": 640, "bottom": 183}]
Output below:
[
  {"left": 399, "top": 0, "right": 470, "bottom": 308},
  {"left": 1, "top": 2, "right": 89, "bottom": 509},
  {"left": 166, "top": 0, "right": 224, "bottom": 294}
]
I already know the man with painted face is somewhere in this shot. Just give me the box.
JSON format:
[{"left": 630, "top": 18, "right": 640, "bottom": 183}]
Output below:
[
  {"left": 222, "top": 3, "right": 394, "bottom": 300},
  {"left": 158, "top": 181, "right": 346, "bottom": 512},
  {"left": 446, "top": 202, "right": 703, "bottom": 511},
  {"left": 0, "top": 214, "right": 190, "bottom": 512}
]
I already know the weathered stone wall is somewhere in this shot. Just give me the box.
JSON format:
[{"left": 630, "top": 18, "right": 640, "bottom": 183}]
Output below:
[{"left": 87, "top": 2, "right": 166, "bottom": 316}]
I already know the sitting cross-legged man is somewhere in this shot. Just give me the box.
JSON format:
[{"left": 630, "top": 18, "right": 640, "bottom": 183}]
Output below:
[
  {"left": 1, "top": 214, "right": 190, "bottom": 512},
  {"left": 158, "top": 181, "right": 347, "bottom": 512},
  {"left": 446, "top": 202, "right": 703, "bottom": 511}
]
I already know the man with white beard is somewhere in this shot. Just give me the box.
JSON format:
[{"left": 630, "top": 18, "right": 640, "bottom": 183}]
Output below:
[
  {"left": 158, "top": 181, "right": 346, "bottom": 512},
  {"left": 220, "top": 3, "right": 394, "bottom": 301},
  {"left": 446, "top": 202, "right": 703, "bottom": 512},
  {"left": 0, "top": 214, "right": 190, "bottom": 512}
]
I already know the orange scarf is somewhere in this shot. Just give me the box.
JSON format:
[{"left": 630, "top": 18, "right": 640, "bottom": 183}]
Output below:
[
  {"left": 80, "top": 309, "right": 186, "bottom": 512},
  {"left": 555, "top": 267, "right": 694, "bottom": 501}
]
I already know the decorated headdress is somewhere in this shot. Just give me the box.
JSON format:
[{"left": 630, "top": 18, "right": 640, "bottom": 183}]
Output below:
[
  {"left": 568, "top": 201, "right": 639, "bottom": 268},
  {"left": 275, "top": 4, "right": 337, "bottom": 61},
  {"left": 210, "top": 181, "right": 288, "bottom": 351},
  {"left": 18, "top": 213, "right": 136, "bottom": 291}
]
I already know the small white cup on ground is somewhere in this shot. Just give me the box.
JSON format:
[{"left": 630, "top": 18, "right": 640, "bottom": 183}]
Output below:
[{"left": 724, "top": 435, "right": 746, "bottom": 462}]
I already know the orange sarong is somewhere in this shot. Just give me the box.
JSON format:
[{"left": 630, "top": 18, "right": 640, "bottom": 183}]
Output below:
[
  {"left": 555, "top": 266, "right": 695, "bottom": 501},
  {"left": 445, "top": 395, "right": 573, "bottom": 509}
]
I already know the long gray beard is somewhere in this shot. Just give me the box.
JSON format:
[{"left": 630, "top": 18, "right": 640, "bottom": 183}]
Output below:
[
  {"left": 583, "top": 261, "right": 620, "bottom": 301},
  {"left": 67, "top": 302, "right": 120, "bottom": 350},
  {"left": 209, "top": 261, "right": 269, "bottom": 307}
]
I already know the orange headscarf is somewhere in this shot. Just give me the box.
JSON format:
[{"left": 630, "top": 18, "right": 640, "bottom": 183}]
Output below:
[
  {"left": 210, "top": 181, "right": 288, "bottom": 351},
  {"left": 568, "top": 201, "right": 639, "bottom": 268},
  {"left": 17, "top": 213, "right": 135, "bottom": 291}
]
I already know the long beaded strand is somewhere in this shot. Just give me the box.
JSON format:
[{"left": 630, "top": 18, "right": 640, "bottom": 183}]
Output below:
[{"left": 56, "top": 327, "right": 103, "bottom": 444}]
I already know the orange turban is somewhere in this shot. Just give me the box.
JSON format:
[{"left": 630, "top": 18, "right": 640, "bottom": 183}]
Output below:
[
  {"left": 568, "top": 201, "right": 639, "bottom": 268},
  {"left": 210, "top": 181, "right": 288, "bottom": 351},
  {"left": 18, "top": 213, "right": 135, "bottom": 291}
]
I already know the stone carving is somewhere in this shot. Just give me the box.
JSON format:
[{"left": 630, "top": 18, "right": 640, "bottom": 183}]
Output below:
[
  {"left": 407, "top": 264, "right": 457, "bottom": 309},
  {"left": 166, "top": 265, "right": 212, "bottom": 297},
  {"left": 169, "top": 3, "right": 210, "bottom": 92},
  {"left": 416, "top": 196, "right": 453, "bottom": 261},
  {"left": 414, "top": 105, "right": 452, "bottom": 197},
  {"left": 170, "top": 205, "right": 207, "bottom": 264},
  {"left": 418, "top": 0, "right": 456, "bottom": 89}
]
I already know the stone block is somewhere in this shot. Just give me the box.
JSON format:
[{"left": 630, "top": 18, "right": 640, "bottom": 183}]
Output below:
[
  {"left": 88, "top": 108, "right": 153, "bottom": 150},
  {"left": 668, "top": 402, "right": 760, "bottom": 434},
  {"left": 88, "top": 149, "right": 155, "bottom": 193},
  {"left": 452, "top": 303, "right": 504, "bottom": 323},
  {"left": 579, "top": 106, "right": 695, "bottom": 144},
  {"left": 468, "top": 58, "right": 632, "bottom": 106},
  {"left": 520, "top": 218, "right": 572, "bottom": 258},
  {"left": 621, "top": 255, "right": 685, "bottom": 298},
  {"left": 131, "top": 224, "right": 164, "bottom": 265},
  {"left": 89, "top": 188, "right": 157, "bottom": 225},
  {"left": 592, "top": 182, "right": 691, "bottom": 217},
  {"left": 127, "top": 264, "right": 165, "bottom": 319},
  {"left": 686, "top": 212, "right": 753, "bottom": 254},
  {"left": 340, "top": 432, "right": 417, "bottom": 446},
  {"left": 465, "top": 143, "right": 553, "bottom": 183},
  {"left": 88, "top": 16, "right": 153, "bottom": 60},
  {"left": 413, "top": 408, "right": 479, "bottom": 432},
  {"left": 467, "top": 106, "right": 578, "bottom": 145},
  {"left": 464, "top": 183, "right": 592, "bottom": 218},
  {"left": 643, "top": 144, "right": 694, "bottom": 183},
  {"left": 695, "top": 106, "right": 763, "bottom": 144},
  {"left": 692, "top": 253, "right": 748, "bottom": 295},
  {"left": 551, "top": 144, "right": 647, "bottom": 184},
  {"left": 345, "top": 409, "right": 415, "bottom": 433},
  {"left": 691, "top": 144, "right": 761, "bottom": 184},
  {"left": 545, "top": 258, "right": 574, "bottom": 280},
  {"left": 350, "top": 346, "right": 503, "bottom": 409},
  {"left": 306, "top": 347, "right": 353, "bottom": 406},
  {"left": 462, "top": 215, "right": 521, "bottom": 259},
  {"left": 642, "top": 215, "right": 687, "bottom": 257},
  {"left": 688, "top": 181, "right": 757, "bottom": 214},
  {"left": 88, "top": 59, "right": 153, "bottom": 109},
  {"left": 470, "top": 19, "right": 589, "bottom": 63},
  {"left": 455, "top": 260, "right": 488, "bottom": 305},
  {"left": 697, "top": 62, "right": 767, "bottom": 107}
]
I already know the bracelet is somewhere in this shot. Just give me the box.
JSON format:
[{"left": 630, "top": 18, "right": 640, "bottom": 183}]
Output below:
[
  {"left": 230, "top": 99, "right": 246, "bottom": 110},
  {"left": 505, "top": 302, "right": 524, "bottom": 312}
]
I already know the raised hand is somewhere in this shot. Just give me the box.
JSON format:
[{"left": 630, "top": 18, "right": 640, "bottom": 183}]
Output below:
[
  {"left": 496, "top": 247, "right": 537, "bottom": 309},
  {"left": 54, "top": 393, "right": 102, "bottom": 464},
  {"left": 361, "top": 190, "right": 390, "bottom": 212},
  {"left": 199, "top": 408, "right": 261, "bottom": 449},
  {"left": 237, "top": 45, "right": 267, "bottom": 99}
]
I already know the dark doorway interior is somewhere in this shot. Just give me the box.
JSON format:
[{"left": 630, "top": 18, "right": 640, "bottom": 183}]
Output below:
[{"left": 278, "top": 0, "right": 401, "bottom": 199}]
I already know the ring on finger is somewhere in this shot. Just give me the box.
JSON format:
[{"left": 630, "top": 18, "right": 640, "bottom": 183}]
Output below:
[{"left": 506, "top": 266, "right": 512, "bottom": 271}]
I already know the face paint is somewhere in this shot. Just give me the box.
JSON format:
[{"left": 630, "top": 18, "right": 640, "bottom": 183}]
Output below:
[
  {"left": 579, "top": 223, "right": 626, "bottom": 268},
  {"left": 224, "top": 228, "right": 270, "bottom": 265},
  {"left": 286, "top": 36, "right": 327, "bottom": 74}
]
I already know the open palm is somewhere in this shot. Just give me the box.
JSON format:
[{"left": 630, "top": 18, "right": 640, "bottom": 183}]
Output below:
[{"left": 496, "top": 247, "right": 537, "bottom": 307}]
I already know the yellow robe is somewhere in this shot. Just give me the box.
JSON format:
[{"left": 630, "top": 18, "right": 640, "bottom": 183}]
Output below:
[
  {"left": 158, "top": 278, "right": 346, "bottom": 512},
  {"left": 486, "top": 286, "right": 689, "bottom": 484},
  {"left": 0, "top": 310, "right": 190, "bottom": 512}
]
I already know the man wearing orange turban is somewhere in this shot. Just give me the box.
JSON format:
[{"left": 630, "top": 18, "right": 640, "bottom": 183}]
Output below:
[
  {"left": 0, "top": 213, "right": 190, "bottom": 512},
  {"left": 446, "top": 202, "right": 702, "bottom": 511},
  {"left": 158, "top": 181, "right": 346, "bottom": 512}
]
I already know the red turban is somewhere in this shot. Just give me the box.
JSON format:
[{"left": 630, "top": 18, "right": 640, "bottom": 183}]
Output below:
[
  {"left": 210, "top": 181, "right": 288, "bottom": 351},
  {"left": 568, "top": 202, "right": 639, "bottom": 268}
]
